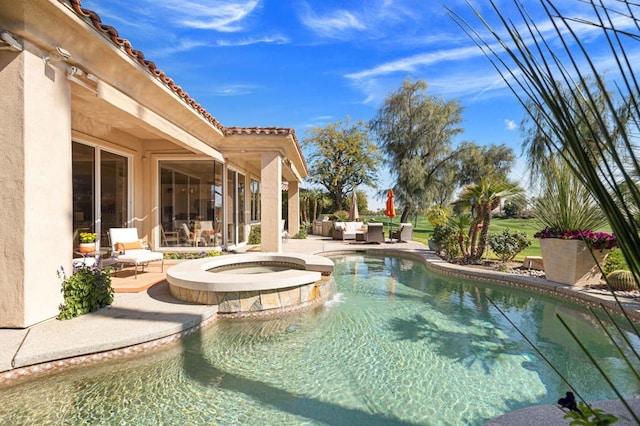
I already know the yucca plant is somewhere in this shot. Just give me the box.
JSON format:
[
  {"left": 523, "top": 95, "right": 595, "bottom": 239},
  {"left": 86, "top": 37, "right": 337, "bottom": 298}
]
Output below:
[
  {"left": 449, "top": 0, "right": 640, "bottom": 423},
  {"left": 535, "top": 159, "right": 608, "bottom": 232}
]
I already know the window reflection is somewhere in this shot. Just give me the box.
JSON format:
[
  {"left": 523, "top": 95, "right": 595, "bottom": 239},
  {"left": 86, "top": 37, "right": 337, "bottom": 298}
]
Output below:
[{"left": 159, "top": 160, "right": 223, "bottom": 247}]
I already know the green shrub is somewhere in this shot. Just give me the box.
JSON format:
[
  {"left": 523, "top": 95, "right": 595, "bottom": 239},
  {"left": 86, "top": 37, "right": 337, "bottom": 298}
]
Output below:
[
  {"left": 331, "top": 210, "right": 349, "bottom": 221},
  {"left": 163, "top": 251, "right": 225, "bottom": 260},
  {"left": 58, "top": 264, "right": 113, "bottom": 320},
  {"left": 426, "top": 206, "right": 449, "bottom": 227},
  {"left": 488, "top": 229, "right": 531, "bottom": 263},
  {"left": 432, "top": 224, "right": 461, "bottom": 260},
  {"left": 248, "top": 225, "right": 261, "bottom": 244},
  {"left": 294, "top": 228, "right": 308, "bottom": 239},
  {"left": 603, "top": 248, "right": 628, "bottom": 275}
]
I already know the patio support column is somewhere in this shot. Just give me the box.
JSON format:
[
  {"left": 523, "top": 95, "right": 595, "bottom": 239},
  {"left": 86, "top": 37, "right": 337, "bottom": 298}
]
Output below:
[
  {"left": 0, "top": 45, "right": 70, "bottom": 327},
  {"left": 287, "top": 181, "right": 300, "bottom": 237},
  {"left": 260, "top": 152, "right": 282, "bottom": 253}
]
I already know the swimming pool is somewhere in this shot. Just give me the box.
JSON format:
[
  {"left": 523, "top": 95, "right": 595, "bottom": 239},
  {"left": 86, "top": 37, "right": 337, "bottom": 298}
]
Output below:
[{"left": 1, "top": 254, "right": 638, "bottom": 425}]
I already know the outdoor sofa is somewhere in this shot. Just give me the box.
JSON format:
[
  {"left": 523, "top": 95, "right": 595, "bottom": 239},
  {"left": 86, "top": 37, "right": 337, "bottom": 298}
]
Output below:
[{"left": 332, "top": 221, "right": 364, "bottom": 240}]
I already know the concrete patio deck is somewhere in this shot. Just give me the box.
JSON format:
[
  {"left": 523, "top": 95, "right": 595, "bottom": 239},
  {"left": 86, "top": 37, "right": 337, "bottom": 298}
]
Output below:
[
  {"left": 0, "top": 235, "right": 423, "bottom": 375},
  {"left": 1, "top": 234, "right": 639, "bottom": 425}
]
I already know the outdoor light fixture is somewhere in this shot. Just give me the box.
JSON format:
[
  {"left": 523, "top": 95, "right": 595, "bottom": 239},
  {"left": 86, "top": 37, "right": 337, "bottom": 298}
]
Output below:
[
  {"left": 56, "top": 46, "right": 71, "bottom": 60},
  {"left": 43, "top": 46, "right": 72, "bottom": 65},
  {"left": 67, "top": 65, "right": 83, "bottom": 77},
  {"left": 0, "top": 31, "right": 22, "bottom": 51}
]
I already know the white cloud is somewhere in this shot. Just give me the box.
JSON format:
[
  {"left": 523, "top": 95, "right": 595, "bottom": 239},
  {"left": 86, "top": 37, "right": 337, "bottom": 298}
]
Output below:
[
  {"left": 504, "top": 119, "right": 517, "bottom": 130},
  {"left": 216, "top": 34, "right": 289, "bottom": 46},
  {"left": 147, "top": 39, "right": 212, "bottom": 57},
  {"left": 213, "top": 84, "right": 259, "bottom": 96},
  {"left": 300, "top": 8, "right": 366, "bottom": 38},
  {"left": 86, "top": 0, "right": 261, "bottom": 33},
  {"left": 345, "top": 45, "right": 483, "bottom": 81},
  {"left": 172, "top": 0, "right": 261, "bottom": 32}
]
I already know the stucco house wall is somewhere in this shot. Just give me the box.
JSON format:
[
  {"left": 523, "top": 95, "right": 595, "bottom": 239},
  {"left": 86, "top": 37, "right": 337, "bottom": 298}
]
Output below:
[{"left": 0, "top": 0, "right": 305, "bottom": 328}]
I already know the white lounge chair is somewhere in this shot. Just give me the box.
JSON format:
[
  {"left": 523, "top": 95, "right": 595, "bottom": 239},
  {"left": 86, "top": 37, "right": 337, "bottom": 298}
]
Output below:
[{"left": 109, "top": 228, "right": 164, "bottom": 278}]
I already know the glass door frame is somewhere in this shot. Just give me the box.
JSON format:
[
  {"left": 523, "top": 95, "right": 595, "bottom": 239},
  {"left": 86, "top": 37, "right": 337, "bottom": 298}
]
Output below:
[
  {"left": 225, "top": 166, "right": 247, "bottom": 249},
  {"left": 72, "top": 140, "right": 132, "bottom": 251}
]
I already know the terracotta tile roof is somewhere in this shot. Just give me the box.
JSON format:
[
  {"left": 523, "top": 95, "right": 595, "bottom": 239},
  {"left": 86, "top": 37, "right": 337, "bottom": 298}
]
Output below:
[
  {"left": 223, "top": 127, "right": 296, "bottom": 136},
  {"left": 64, "top": 0, "right": 306, "bottom": 169}
]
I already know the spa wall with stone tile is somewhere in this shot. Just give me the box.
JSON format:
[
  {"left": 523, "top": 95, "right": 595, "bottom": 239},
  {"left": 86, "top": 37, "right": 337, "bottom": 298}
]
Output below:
[{"left": 169, "top": 276, "right": 334, "bottom": 314}]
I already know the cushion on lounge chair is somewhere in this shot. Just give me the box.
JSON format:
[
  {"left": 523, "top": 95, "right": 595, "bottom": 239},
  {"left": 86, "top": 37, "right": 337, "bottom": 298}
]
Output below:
[{"left": 115, "top": 240, "right": 144, "bottom": 252}]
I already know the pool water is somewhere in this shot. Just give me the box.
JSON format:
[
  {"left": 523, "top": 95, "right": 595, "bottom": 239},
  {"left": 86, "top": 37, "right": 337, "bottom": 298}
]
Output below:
[{"left": 1, "top": 254, "right": 639, "bottom": 425}]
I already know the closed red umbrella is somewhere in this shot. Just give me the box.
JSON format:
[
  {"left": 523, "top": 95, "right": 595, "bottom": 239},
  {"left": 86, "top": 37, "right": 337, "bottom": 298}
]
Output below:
[
  {"left": 385, "top": 190, "right": 395, "bottom": 241},
  {"left": 385, "top": 190, "right": 396, "bottom": 219}
]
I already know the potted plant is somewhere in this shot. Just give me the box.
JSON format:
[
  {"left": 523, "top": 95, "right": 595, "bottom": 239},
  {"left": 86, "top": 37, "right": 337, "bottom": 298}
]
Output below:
[
  {"left": 535, "top": 228, "right": 616, "bottom": 285},
  {"left": 533, "top": 161, "right": 615, "bottom": 285},
  {"left": 78, "top": 232, "right": 97, "bottom": 254}
]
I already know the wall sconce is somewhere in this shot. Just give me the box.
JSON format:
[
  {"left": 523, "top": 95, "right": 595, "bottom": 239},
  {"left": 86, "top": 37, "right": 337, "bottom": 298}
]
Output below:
[{"left": 0, "top": 31, "right": 22, "bottom": 52}]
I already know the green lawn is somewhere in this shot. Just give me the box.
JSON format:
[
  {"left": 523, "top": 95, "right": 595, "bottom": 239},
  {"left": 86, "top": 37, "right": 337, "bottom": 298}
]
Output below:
[{"left": 366, "top": 215, "right": 543, "bottom": 261}]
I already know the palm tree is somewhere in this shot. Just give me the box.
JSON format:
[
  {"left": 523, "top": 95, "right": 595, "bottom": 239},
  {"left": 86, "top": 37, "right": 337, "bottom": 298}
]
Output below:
[
  {"left": 448, "top": 214, "right": 472, "bottom": 257},
  {"left": 299, "top": 189, "right": 332, "bottom": 224},
  {"left": 457, "top": 178, "right": 523, "bottom": 260}
]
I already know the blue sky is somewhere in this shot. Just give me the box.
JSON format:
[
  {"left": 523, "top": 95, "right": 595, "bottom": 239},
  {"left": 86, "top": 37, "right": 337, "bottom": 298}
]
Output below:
[{"left": 82, "top": 0, "right": 633, "bottom": 210}]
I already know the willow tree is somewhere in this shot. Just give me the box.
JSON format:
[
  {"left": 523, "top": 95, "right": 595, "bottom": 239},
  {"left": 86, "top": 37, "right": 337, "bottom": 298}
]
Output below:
[
  {"left": 454, "top": 141, "right": 515, "bottom": 187},
  {"left": 303, "top": 118, "right": 382, "bottom": 211},
  {"left": 370, "top": 78, "right": 464, "bottom": 223}
]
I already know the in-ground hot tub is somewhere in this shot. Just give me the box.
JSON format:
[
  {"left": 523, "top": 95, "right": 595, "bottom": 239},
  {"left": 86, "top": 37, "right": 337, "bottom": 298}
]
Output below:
[{"left": 166, "top": 252, "right": 335, "bottom": 317}]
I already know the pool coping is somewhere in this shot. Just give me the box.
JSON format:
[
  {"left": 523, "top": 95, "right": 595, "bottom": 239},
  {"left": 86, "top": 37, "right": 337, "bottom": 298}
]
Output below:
[{"left": 166, "top": 252, "right": 332, "bottom": 292}]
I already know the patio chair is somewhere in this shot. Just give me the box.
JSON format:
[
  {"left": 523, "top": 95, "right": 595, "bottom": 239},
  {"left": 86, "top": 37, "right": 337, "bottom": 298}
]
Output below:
[
  {"left": 197, "top": 220, "right": 220, "bottom": 246},
  {"left": 364, "top": 223, "right": 385, "bottom": 243},
  {"left": 180, "top": 223, "right": 204, "bottom": 247},
  {"left": 161, "top": 225, "right": 179, "bottom": 246},
  {"left": 109, "top": 228, "right": 164, "bottom": 278},
  {"left": 390, "top": 223, "right": 413, "bottom": 242}
]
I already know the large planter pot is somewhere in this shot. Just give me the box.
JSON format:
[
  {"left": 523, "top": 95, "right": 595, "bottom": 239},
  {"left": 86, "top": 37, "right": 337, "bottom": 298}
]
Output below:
[{"left": 540, "top": 239, "right": 608, "bottom": 286}]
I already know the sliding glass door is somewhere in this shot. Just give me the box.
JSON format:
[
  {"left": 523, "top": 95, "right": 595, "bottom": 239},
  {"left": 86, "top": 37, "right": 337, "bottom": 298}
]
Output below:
[{"left": 72, "top": 142, "right": 129, "bottom": 249}]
